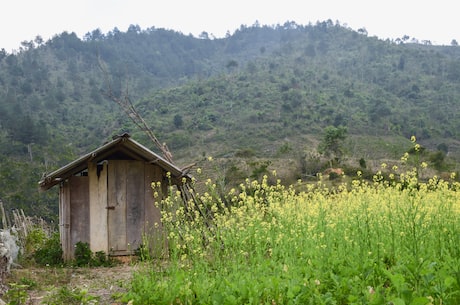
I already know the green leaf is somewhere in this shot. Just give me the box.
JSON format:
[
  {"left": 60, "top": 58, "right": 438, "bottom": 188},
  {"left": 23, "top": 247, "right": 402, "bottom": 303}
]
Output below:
[
  {"left": 444, "top": 275, "right": 456, "bottom": 288},
  {"left": 389, "top": 297, "right": 406, "bottom": 305},
  {"left": 224, "top": 294, "right": 238, "bottom": 305},
  {"left": 409, "top": 297, "right": 430, "bottom": 305}
]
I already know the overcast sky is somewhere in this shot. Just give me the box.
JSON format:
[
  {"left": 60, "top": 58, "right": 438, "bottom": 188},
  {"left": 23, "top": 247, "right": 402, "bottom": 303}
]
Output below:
[{"left": 1, "top": 0, "right": 458, "bottom": 52}]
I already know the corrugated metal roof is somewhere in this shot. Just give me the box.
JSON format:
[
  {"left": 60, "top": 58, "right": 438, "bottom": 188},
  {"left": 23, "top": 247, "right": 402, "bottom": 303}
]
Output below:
[{"left": 38, "top": 133, "right": 185, "bottom": 190}]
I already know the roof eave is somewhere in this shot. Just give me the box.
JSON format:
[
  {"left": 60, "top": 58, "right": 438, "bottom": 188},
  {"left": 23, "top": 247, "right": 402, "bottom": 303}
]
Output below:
[{"left": 39, "top": 136, "right": 185, "bottom": 191}]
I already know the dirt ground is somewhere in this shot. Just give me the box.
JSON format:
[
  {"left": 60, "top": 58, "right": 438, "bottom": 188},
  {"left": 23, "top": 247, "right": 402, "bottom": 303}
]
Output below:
[{"left": 3, "top": 264, "right": 137, "bottom": 304}]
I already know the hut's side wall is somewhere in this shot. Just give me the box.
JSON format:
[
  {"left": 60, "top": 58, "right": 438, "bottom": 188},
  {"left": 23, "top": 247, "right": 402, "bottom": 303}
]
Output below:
[
  {"left": 59, "top": 181, "right": 72, "bottom": 261},
  {"left": 88, "top": 161, "right": 108, "bottom": 254}
]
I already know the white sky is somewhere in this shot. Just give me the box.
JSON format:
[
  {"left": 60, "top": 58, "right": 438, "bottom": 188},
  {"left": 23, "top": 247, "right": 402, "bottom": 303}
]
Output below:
[{"left": 1, "top": 0, "right": 458, "bottom": 52}]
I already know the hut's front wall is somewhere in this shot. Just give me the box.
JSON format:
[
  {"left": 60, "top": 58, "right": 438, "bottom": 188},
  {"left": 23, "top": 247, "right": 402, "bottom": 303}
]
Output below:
[
  {"left": 107, "top": 160, "right": 146, "bottom": 254},
  {"left": 60, "top": 159, "right": 165, "bottom": 260},
  {"left": 60, "top": 176, "right": 90, "bottom": 261}
]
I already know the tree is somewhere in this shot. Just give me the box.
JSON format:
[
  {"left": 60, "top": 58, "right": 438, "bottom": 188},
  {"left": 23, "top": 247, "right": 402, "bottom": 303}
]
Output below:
[
  {"left": 127, "top": 24, "right": 141, "bottom": 34},
  {"left": 437, "top": 143, "right": 448, "bottom": 154},
  {"left": 429, "top": 151, "right": 446, "bottom": 170},
  {"left": 226, "top": 59, "right": 238, "bottom": 71},
  {"left": 199, "top": 31, "right": 209, "bottom": 40},
  {"left": 318, "top": 126, "right": 347, "bottom": 164},
  {"left": 20, "top": 40, "right": 34, "bottom": 51},
  {"left": 173, "top": 114, "right": 183, "bottom": 128},
  {"left": 34, "top": 35, "right": 44, "bottom": 46},
  {"left": 357, "top": 28, "right": 368, "bottom": 36},
  {"left": 84, "top": 29, "right": 104, "bottom": 41},
  {"left": 0, "top": 48, "right": 6, "bottom": 61}
]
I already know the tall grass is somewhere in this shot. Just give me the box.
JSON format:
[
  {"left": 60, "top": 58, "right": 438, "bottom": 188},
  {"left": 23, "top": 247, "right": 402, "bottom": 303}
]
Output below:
[{"left": 124, "top": 157, "right": 460, "bottom": 304}]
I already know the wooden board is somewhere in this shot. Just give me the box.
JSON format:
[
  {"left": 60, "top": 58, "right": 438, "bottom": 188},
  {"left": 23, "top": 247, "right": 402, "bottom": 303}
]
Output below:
[
  {"left": 107, "top": 161, "right": 127, "bottom": 252},
  {"left": 60, "top": 181, "right": 72, "bottom": 260},
  {"left": 126, "top": 160, "right": 145, "bottom": 251},
  {"left": 88, "top": 161, "right": 108, "bottom": 253},
  {"left": 69, "top": 176, "right": 90, "bottom": 248}
]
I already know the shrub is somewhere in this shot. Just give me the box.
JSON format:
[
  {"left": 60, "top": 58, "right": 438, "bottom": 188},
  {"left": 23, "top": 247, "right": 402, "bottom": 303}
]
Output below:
[
  {"left": 23, "top": 228, "right": 47, "bottom": 259},
  {"left": 33, "top": 232, "right": 63, "bottom": 266},
  {"left": 74, "top": 242, "right": 92, "bottom": 267},
  {"left": 429, "top": 150, "right": 446, "bottom": 170},
  {"left": 74, "top": 242, "right": 114, "bottom": 267},
  {"left": 93, "top": 251, "right": 113, "bottom": 267},
  {"left": 235, "top": 148, "right": 255, "bottom": 158},
  {"left": 328, "top": 171, "right": 340, "bottom": 180},
  {"left": 359, "top": 157, "right": 367, "bottom": 168}
]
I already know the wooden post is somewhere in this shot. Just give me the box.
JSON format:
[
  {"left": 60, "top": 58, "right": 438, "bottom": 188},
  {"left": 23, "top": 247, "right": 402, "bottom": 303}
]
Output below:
[{"left": 0, "top": 199, "right": 7, "bottom": 229}]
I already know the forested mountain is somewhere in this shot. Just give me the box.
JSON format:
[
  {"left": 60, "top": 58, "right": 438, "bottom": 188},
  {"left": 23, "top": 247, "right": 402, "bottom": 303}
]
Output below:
[{"left": 1, "top": 20, "right": 460, "bottom": 221}]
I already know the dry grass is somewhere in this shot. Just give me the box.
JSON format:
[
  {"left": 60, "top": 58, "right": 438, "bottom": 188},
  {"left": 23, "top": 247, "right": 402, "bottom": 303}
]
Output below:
[{"left": 5, "top": 264, "right": 136, "bottom": 304}]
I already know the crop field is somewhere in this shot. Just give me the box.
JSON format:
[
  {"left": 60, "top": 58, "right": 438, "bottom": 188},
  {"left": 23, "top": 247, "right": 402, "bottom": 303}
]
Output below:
[{"left": 123, "top": 161, "right": 460, "bottom": 304}]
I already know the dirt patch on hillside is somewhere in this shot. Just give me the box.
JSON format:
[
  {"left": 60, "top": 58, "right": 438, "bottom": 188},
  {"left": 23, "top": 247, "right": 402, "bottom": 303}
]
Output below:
[{"left": 4, "top": 264, "right": 137, "bottom": 304}]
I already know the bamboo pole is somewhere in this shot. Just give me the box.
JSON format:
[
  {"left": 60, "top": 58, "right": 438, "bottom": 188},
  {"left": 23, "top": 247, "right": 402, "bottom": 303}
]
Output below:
[{"left": 0, "top": 200, "right": 7, "bottom": 229}]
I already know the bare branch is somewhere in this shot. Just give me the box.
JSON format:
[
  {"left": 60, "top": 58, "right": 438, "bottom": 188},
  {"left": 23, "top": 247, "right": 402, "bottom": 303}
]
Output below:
[{"left": 98, "top": 57, "right": 174, "bottom": 163}]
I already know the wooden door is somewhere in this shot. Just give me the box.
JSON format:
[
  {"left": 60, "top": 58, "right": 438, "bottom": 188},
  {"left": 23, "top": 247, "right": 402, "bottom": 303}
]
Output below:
[
  {"left": 69, "top": 176, "right": 89, "bottom": 250},
  {"left": 107, "top": 160, "right": 144, "bottom": 255}
]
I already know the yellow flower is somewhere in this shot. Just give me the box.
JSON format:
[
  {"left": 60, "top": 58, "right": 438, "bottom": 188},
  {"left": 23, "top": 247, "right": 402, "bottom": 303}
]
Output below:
[
  {"left": 421, "top": 162, "right": 427, "bottom": 168},
  {"left": 283, "top": 264, "right": 289, "bottom": 272},
  {"left": 401, "top": 152, "right": 409, "bottom": 163},
  {"left": 411, "top": 135, "right": 416, "bottom": 143}
]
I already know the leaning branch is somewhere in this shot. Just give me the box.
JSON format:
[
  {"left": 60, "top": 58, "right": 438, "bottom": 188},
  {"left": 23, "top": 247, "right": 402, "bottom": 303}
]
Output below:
[{"left": 98, "top": 58, "right": 173, "bottom": 163}]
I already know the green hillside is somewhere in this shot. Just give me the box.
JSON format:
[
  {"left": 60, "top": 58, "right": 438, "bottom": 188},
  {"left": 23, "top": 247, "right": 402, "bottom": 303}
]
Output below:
[{"left": 1, "top": 20, "right": 460, "bottom": 220}]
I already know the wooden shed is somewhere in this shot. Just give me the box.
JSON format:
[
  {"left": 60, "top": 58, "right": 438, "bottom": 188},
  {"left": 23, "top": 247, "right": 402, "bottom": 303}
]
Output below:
[{"left": 39, "top": 133, "right": 186, "bottom": 261}]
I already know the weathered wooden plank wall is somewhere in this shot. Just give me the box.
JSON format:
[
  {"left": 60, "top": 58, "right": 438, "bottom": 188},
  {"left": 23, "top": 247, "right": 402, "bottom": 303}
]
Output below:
[
  {"left": 126, "top": 160, "right": 145, "bottom": 251},
  {"left": 108, "top": 160, "right": 127, "bottom": 253},
  {"left": 69, "top": 176, "right": 89, "bottom": 250},
  {"left": 88, "top": 161, "right": 108, "bottom": 253},
  {"left": 60, "top": 181, "right": 72, "bottom": 260}
]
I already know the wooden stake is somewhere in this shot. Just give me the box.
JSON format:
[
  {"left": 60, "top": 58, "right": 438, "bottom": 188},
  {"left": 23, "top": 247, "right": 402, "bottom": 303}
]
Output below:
[{"left": 0, "top": 199, "right": 7, "bottom": 229}]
